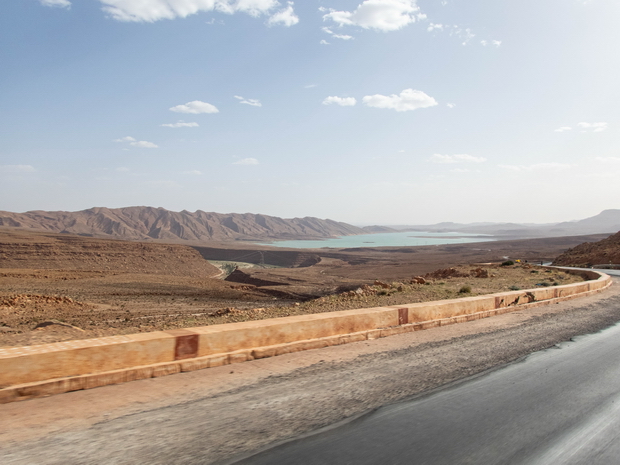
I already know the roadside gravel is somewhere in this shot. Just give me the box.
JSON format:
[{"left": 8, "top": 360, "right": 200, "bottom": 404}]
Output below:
[{"left": 1, "top": 278, "right": 619, "bottom": 465}]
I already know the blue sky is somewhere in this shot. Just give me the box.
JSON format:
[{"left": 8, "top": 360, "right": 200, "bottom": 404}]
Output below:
[{"left": 1, "top": 0, "right": 619, "bottom": 225}]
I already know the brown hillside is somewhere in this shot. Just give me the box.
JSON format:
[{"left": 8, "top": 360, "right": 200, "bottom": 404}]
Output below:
[
  {"left": 552, "top": 231, "right": 620, "bottom": 267},
  {"left": 0, "top": 207, "right": 366, "bottom": 243},
  {"left": 0, "top": 229, "right": 219, "bottom": 277}
]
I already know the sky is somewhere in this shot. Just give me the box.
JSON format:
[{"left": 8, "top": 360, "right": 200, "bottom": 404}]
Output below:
[{"left": 1, "top": 0, "right": 619, "bottom": 225}]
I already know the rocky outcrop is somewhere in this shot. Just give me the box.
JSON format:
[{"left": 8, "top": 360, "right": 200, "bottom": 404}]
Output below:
[
  {"left": 0, "top": 229, "right": 219, "bottom": 277},
  {"left": 552, "top": 231, "right": 620, "bottom": 267}
]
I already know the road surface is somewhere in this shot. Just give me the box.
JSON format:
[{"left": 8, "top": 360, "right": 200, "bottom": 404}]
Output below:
[{"left": 238, "top": 299, "right": 620, "bottom": 464}]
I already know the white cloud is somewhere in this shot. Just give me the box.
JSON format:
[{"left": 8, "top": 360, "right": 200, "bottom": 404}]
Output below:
[
  {"left": 170, "top": 100, "right": 219, "bottom": 114},
  {"left": 114, "top": 136, "right": 136, "bottom": 142},
  {"left": 183, "top": 170, "right": 203, "bottom": 175},
  {"left": 595, "top": 157, "right": 620, "bottom": 163},
  {"left": 578, "top": 121, "right": 608, "bottom": 132},
  {"left": 446, "top": 103, "right": 456, "bottom": 108},
  {"left": 304, "top": 84, "right": 318, "bottom": 88},
  {"left": 130, "top": 140, "right": 159, "bottom": 148},
  {"left": 451, "top": 168, "right": 479, "bottom": 173},
  {"left": 320, "top": 39, "right": 330, "bottom": 45},
  {"left": 0, "top": 165, "right": 35, "bottom": 173},
  {"left": 99, "top": 0, "right": 282, "bottom": 23},
  {"left": 114, "top": 136, "right": 158, "bottom": 148},
  {"left": 322, "top": 96, "right": 357, "bottom": 106},
  {"left": 500, "top": 162, "right": 572, "bottom": 172},
  {"left": 322, "top": 26, "right": 354, "bottom": 40},
  {"left": 161, "top": 121, "right": 199, "bottom": 128},
  {"left": 480, "top": 39, "right": 500, "bottom": 47},
  {"left": 431, "top": 154, "right": 486, "bottom": 164},
  {"left": 362, "top": 88, "right": 437, "bottom": 112},
  {"left": 267, "top": 2, "right": 299, "bottom": 27},
  {"left": 40, "top": 0, "right": 71, "bottom": 7},
  {"left": 322, "top": 0, "right": 420, "bottom": 32},
  {"left": 234, "top": 95, "right": 262, "bottom": 107},
  {"left": 234, "top": 157, "right": 259, "bottom": 165},
  {"left": 427, "top": 23, "right": 443, "bottom": 32},
  {"left": 554, "top": 126, "right": 572, "bottom": 133},
  {"left": 456, "top": 27, "right": 475, "bottom": 46}
]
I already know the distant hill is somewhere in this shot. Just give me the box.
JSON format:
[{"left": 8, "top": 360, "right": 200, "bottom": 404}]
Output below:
[
  {"left": 396, "top": 210, "right": 620, "bottom": 238},
  {"left": 0, "top": 206, "right": 371, "bottom": 243},
  {"left": 553, "top": 230, "right": 620, "bottom": 267}
]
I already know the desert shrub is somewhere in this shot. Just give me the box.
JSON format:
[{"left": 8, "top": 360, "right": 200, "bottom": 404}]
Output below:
[
  {"left": 536, "top": 282, "right": 551, "bottom": 287},
  {"left": 509, "top": 285, "right": 521, "bottom": 291},
  {"left": 501, "top": 260, "right": 514, "bottom": 267},
  {"left": 458, "top": 284, "right": 472, "bottom": 294}
]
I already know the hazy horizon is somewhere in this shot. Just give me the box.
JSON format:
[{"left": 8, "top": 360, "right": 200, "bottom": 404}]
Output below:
[
  {"left": 2, "top": 204, "right": 618, "bottom": 229},
  {"left": 2, "top": 1, "right": 619, "bottom": 225}
]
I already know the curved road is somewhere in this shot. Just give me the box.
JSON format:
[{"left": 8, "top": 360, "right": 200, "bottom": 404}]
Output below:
[
  {"left": 1, "top": 272, "right": 619, "bottom": 465},
  {"left": 240, "top": 270, "right": 620, "bottom": 465},
  {"left": 240, "top": 299, "right": 620, "bottom": 464}
]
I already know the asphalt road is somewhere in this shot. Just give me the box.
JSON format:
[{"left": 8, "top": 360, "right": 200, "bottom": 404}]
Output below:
[
  {"left": 238, "top": 317, "right": 620, "bottom": 464},
  {"left": 2, "top": 273, "right": 620, "bottom": 465},
  {"left": 239, "top": 271, "right": 620, "bottom": 465}
]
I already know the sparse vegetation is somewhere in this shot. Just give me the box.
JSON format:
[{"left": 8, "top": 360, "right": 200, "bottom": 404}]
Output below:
[
  {"left": 501, "top": 260, "right": 515, "bottom": 267},
  {"left": 458, "top": 284, "right": 472, "bottom": 294}
]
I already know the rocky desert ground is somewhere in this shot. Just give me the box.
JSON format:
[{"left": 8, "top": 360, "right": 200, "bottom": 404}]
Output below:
[{"left": 0, "top": 228, "right": 603, "bottom": 347}]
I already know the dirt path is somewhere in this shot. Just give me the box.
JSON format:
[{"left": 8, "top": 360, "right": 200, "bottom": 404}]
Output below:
[{"left": 1, "top": 279, "right": 619, "bottom": 464}]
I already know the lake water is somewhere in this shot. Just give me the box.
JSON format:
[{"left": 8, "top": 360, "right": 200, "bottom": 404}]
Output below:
[{"left": 258, "top": 231, "right": 494, "bottom": 249}]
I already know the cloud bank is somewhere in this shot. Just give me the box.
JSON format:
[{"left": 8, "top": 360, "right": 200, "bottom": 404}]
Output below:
[
  {"left": 99, "top": 0, "right": 297, "bottom": 25},
  {"left": 234, "top": 96, "right": 262, "bottom": 107},
  {"left": 578, "top": 121, "right": 608, "bottom": 132},
  {"left": 322, "top": 0, "right": 422, "bottom": 32},
  {"left": 40, "top": 0, "right": 71, "bottom": 7},
  {"left": 234, "top": 158, "right": 259, "bottom": 165},
  {"left": 170, "top": 100, "right": 219, "bottom": 114},
  {"left": 0, "top": 165, "right": 36, "bottom": 173},
  {"left": 500, "top": 162, "right": 571, "bottom": 172},
  {"left": 267, "top": 2, "right": 299, "bottom": 27},
  {"left": 362, "top": 88, "right": 437, "bottom": 111},
  {"left": 114, "top": 136, "right": 158, "bottom": 148},
  {"left": 161, "top": 121, "right": 199, "bottom": 128},
  {"left": 431, "top": 154, "right": 486, "bottom": 164},
  {"left": 322, "top": 96, "right": 357, "bottom": 106}
]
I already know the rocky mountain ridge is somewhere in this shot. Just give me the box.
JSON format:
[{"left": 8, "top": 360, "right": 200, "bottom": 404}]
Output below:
[{"left": 0, "top": 206, "right": 369, "bottom": 243}]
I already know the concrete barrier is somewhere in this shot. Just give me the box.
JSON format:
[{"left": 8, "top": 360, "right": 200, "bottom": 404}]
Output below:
[{"left": 0, "top": 269, "right": 611, "bottom": 403}]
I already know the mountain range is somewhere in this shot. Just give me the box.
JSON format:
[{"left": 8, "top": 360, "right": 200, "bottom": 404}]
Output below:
[
  {"left": 0, "top": 207, "right": 619, "bottom": 244},
  {"left": 0, "top": 207, "right": 368, "bottom": 242},
  {"left": 389, "top": 209, "right": 620, "bottom": 238}
]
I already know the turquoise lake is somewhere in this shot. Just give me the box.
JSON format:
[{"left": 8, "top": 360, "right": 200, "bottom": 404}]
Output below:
[{"left": 258, "top": 231, "right": 494, "bottom": 249}]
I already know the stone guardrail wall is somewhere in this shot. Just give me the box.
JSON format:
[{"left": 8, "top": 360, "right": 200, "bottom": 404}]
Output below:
[{"left": 0, "top": 269, "right": 611, "bottom": 404}]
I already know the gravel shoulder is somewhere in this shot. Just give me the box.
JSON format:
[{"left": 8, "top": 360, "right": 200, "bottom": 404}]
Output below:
[{"left": 1, "top": 278, "right": 618, "bottom": 464}]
